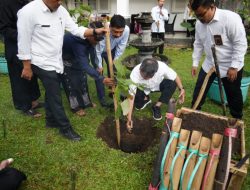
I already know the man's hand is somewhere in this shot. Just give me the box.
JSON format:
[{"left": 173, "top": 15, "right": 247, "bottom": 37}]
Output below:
[
  {"left": 156, "top": 21, "right": 160, "bottom": 28},
  {"left": 95, "top": 28, "right": 107, "bottom": 35},
  {"left": 126, "top": 120, "right": 133, "bottom": 133},
  {"left": 0, "top": 158, "right": 13, "bottom": 170},
  {"left": 97, "top": 67, "right": 103, "bottom": 75},
  {"left": 160, "top": 10, "right": 164, "bottom": 16},
  {"left": 84, "top": 28, "right": 107, "bottom": 38},
  {"left": 103, "top": 77, "right": 116, "bottom": 86},
  {"left": 21, "top": 60, "right": 33, "bottom": 80},
  {"left": 178, "top": 88, "right": 185, "bottom": 104},
  {"left": 191, "top": 66, "right": 198, "bottom": 77},
  {"left": 227, "top": 68, "right": 238, "bottom": 82}
]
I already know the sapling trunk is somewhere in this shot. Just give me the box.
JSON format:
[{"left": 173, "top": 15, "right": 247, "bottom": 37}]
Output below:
[
  {"left": 70, "top": 169, "right": 76, "bottom": 190},
  {"left": 104, "top": 23, "right": 121, "bottom": 147}
]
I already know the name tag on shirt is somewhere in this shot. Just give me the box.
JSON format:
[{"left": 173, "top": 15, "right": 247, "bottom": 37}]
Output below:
[
  {"left": 41, "top": 25, "right": 50, "bottom": 27},
  {"left": 214, "top": 35, "right": 223, "bottom": 45}
]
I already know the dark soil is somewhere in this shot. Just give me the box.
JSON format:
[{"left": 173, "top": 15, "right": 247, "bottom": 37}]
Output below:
[
  {"left": 97, "top": 117, "right": 161, "bottom": 153},
  {"left": 178, "top": 112, "right": 242, "bottom": 157}
]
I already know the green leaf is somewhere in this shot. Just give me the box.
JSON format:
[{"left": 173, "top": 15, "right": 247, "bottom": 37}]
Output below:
[
  {"left": 120, "top": 99, "right": 130, "bottom": 116},
  {"left": 180, "top": 22, "right": 195, "bottom": 32}
]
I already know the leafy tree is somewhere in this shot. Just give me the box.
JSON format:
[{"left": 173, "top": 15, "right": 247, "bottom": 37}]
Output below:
[{"left": 65, "top": 0, "right": 93, "bottom": 27}]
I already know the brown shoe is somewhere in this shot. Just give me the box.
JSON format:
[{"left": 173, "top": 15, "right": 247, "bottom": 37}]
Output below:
[
  {"left": 75, "top": 109, "right": 86, "bottom": 117},
  {"left": 32, "top": 102, "right": 44, "bottom": 109},
  {"left": 24, "top": 109, "right": 42, "bottom": 118}
]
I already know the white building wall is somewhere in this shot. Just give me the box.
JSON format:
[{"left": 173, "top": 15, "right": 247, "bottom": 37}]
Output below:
[
  {"left": 175, "top": 13, "right": 185, "bottom": 31},
  {"left": 65, "top": 0, "right": 187, "bottom": 31},
  {"left": 116, "top": 0, "right": 130, "bottom": 18},
  {"left": 110, "top": 0, "right": 117, "bottom": 15}
]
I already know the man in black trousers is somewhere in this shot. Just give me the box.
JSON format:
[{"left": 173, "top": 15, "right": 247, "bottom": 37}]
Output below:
[
  {"left": 17, "top": 0, "right": 106, "bottom": 141},
  {"left": 190, "top": 0, "right": 247, "bottom": 119},
  {"left": 0, "top": 0, "right": 42, "bottom": 117}
]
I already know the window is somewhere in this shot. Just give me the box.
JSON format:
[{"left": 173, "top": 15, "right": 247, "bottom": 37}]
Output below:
[
  {"left": 74, "top": 0, "right": 89, "bottom": 8},
  {"left": 171, "top": 0, "right": 187, "bottom": 13},
  {"left": 88, "top": 0, "right": 110, "bottom": 14},
  {"left": 88, "top": 0, "right": 96, "bottom": 10}
]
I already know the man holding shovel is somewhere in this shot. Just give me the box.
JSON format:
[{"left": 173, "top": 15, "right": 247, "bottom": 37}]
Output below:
[
  {"left": 17, "top": 0, "right": 106, "bottom": 141},
  {"left": 126, "top": 58, "right": 185, "bottom": 131},
  {"left": 61, "top": 21, "right": 115, "bottom": 116},
  {"left": 95, "top": 14, "right": 130, "bottom": 77},
  {"left": 190, "top": 0, "right": 247, "bottom": 119}
]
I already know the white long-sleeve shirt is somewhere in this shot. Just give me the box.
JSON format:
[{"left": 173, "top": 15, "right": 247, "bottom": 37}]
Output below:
[
  {"left": 17, "top": 0, "right": 87, "bottom": 73},
  {"left": 129, "top": 61, "right": 177, "bottom": 95},
  {"left": 95, "top": 25, "right": 130, "bottom": 69},
  {"left": 151, "top": 5, "right": 168, "bottom": 33},
  {"left": 192, "top": 8, "right": 247, "bottom": 78}
]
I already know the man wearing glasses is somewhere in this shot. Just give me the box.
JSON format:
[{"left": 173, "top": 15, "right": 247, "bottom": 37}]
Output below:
[{"left": 190, "top": 0, "right": 247, "bottom": 119}]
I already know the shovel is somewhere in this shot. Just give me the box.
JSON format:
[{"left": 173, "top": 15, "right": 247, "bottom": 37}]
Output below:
[
  {"left": 211, "top": 45, "right": 226, "bottom": 116},
  {"left": 192, "top": 67, "right": 215, "bottom": 110}
]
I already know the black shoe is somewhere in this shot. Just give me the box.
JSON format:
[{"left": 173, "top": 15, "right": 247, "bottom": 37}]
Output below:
[
  {"left": 135, "top": 99, "right": 152, "bottom": 110},
  {"left": 59, "top": 128, "right": 81, "bottom": 141},
  {"left": 100, "top": 99, "right": 113, "bottom": 108},
  {"left": 152, "top": 105, "right": 162, "bottom": 120}
]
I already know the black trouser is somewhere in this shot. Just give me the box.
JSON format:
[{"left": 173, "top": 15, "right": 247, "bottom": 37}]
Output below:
[
  {"left": 152, "top": 32, "right": 165, "bottom": 54},
  {"left": 102, "top": 48, "right": 116, "bottom": 77},
  {"left": 61, "top": 66, "right": 92, "bottom": 112},
  {"left": 191, "top": 68, "right": 243, "bottom": 119},
  {"left": 0, "top": 167, "right": 26, "bottom": 190},
  {"left": 135, "top": 79, "right": 176, "bottom": 105},
  {"left": 4, "top": 40, "right": 40, "bottom": 112},
  {"left": 32, "top": 65, "right": 71, "bottom": 130}
]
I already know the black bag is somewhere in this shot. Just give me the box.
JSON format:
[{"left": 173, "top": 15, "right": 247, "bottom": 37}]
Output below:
[{"left": 0, "top": 167, "right": 26, "bottom": 190}]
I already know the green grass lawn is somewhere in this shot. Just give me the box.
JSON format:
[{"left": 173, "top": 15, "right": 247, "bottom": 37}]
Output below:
[{"left": 0, "top": 47, "right": 249, "bottom": 189}]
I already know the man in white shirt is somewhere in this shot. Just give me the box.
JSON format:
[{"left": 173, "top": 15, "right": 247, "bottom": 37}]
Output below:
[
  {"left": 151, "top": 0, "right": 168, "bottom": 54},
  {"left": 126, "top": 58, "right": 185, "bottom": 131},
  {"left": 191, "top": 0, "right": 247, "bottom": 119},
  {"left": 17, "top": 0, "right": 106, "bottom": 141},
  {"left": 95, "top": 14, "right": 130, "bottom": 77}
]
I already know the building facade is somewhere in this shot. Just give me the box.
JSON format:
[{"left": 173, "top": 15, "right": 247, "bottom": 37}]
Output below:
[{"left": 66, "top": 0, "right": 189, "bottom": 32}]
